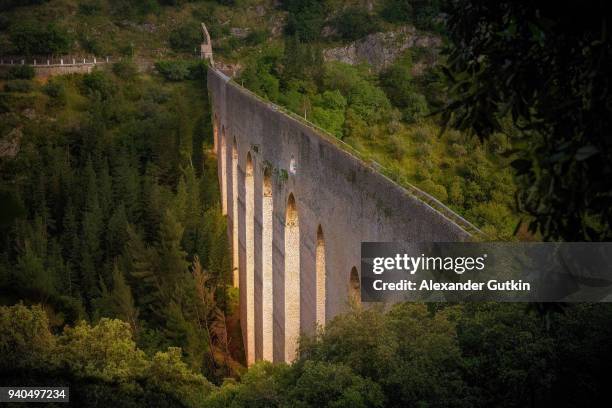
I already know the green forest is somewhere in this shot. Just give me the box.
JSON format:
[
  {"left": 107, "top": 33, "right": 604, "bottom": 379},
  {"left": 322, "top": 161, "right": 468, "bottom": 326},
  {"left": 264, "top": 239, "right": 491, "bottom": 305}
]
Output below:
[{"left": 2, "top": 0, "right": 612, "bottom": 407}]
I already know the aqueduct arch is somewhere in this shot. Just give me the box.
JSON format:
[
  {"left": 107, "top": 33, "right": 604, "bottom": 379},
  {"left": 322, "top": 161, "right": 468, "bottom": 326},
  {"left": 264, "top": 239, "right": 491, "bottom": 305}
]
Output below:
[
  {"left": 244, "top": 152, "right": 255, "bottom": 364},
  {"left": 231, "top": 138, "right": 239, "bottom": 287},
  {"left": 261, "top": 167, "right": 274, "bottom": 361},
  {"left": 220, "top": 126, "right": 227, "bottom": 215},
  {"left": 284, "top": 193, "right": 300, "bottom": 362},
  {"left": 213, "top": 114, "right": 218, "bottom": 152},
  {"left": 349, "top": 267, "right": 361, "bottom": 305},
  {"left": 316, "top": 225, "right": 326, "bottom": 326}
]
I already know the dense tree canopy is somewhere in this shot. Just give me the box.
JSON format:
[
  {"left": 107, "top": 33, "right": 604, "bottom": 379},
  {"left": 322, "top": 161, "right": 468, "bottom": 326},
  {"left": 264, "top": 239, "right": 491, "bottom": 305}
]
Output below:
[{"left": 443, "top": 0, "right": 612, "bottom": 241}]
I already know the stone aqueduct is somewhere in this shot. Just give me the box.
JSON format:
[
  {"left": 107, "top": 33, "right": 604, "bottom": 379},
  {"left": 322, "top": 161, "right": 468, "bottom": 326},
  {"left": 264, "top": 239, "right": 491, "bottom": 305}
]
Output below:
[{"left": 208, "top": 67, "right": 473, "bottom": 365}]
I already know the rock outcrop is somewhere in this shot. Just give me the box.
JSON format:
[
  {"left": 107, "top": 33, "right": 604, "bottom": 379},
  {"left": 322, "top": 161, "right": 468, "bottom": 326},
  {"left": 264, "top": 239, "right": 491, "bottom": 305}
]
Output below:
[{"left": 323, "top": 26, "right": 441, "bottom": 72}]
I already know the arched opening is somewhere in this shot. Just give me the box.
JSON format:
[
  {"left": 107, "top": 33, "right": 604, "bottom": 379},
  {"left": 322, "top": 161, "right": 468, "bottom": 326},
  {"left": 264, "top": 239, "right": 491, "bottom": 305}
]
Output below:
[
  {"left": 220, "top": 126, "right": 227, "bottom": 215},
  {"left": 245, "top": 152, "right": 255, "bottom": 365},
  {"left": 213, "top": 114, "right": 218, "bottom": 152},
  {"left": 231, "top": 138, "right": 239, "bottom": 287},
  {"left": 349, "top": 267, "right": 361, "bottom": 304},
  {"left": 261, "top": 167, "right": 273, "bottom": 361},
  {"left": 284, "top": 193, "right": 300, "bottom": 362},
  {"left": 315, "top": 226, "right": 326, "bottom": 326}
]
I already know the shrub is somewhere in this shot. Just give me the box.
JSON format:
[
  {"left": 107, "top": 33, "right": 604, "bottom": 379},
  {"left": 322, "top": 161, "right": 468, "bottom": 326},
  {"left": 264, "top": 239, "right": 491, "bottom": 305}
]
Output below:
[
  {"left": 335, "top": 8, "right": 380, "bottom": 41},
  {"left": 4, "top": 80, "right": 33, "bottom": 93},
  {"left": 283, "top": 0, "right": 328, "bottom": 42},
  {"left": 420, "top": 179, "right": 448, "bottom": 202},
  {"left": 169, "top": 23, "right": 202, "bottom": 53},
  {"left": 3, "top": 65, "right": 35, "bottom": 80},
  {"left": 381, "top": 0, "right": 441, "bottom": 30},
  {"left": 43, "top": 80, "right": 67, "bottom": 106},
  {"left": 112, "top": 60, "right": 138, "bottom": 80},
  {"left": 448, "top": 179, "right": 465, "bottom": 205},
  {"left": 413, "top": 141, "right": 432, "bottom": 157},
  {"left": 78, "top": 0, "right": 102, "bottom": 15},
  {"left": 470, "top": 201, "right": 512, "bottom": 227},
  {"left": 156, "top": 60, "right": 190, "bottom": 81},
  {"left": 412, "top": 127, "right": 430, "bottom": 142},
  {"left": 244, "top": 29, "right": 268, "bottom": 46},
  {"left": 450, "top": 142, "right": 468, "bottom": 157},
  {"left": 400, "top": 92, "right": 428, "bottom": 123},
  {"left": 388, "top": 134, "right": 408, "bottom": 160},
  {"left": 155, "top": 60, "right": 208, "bottom": 81},
  {"left": 82, "top": 70, "right": 117, "bottom": 100},
  {"left": 0, "top": 304, "right": 55, "bottom": 371},
  {"left": 381, "top": 0, "right": 413, "bottom": 23},
  {"left": 488, "top": 132, "right": 510, "bottom": 153},
  {"left": 9, "top": 22, "right": 72, "bottom": 55}
]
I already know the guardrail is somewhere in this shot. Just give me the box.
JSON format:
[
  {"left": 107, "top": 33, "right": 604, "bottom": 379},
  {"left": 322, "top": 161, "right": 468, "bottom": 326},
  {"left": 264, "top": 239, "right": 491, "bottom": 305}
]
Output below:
[
  {"left": 210, "top": 68, "right": 484, "bottom": 238},
  {"left": 0, "top": 55, "right": 111, "bottom": 66}
]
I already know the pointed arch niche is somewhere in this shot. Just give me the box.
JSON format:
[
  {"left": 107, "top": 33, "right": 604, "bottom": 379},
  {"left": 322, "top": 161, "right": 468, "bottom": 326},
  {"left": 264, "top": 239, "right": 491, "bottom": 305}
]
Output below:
[
  {"left": 213, "top": 114, "right": 218, "bottom": 153},
  {"left": 231, "top": 138, "right": 239, "bottom": 287},
  {"left": 349, "top": 266, "right": 361, "bottom": 304},
  {"left": 245, "top": 152, "right": 255, "bottom": 365},
  {"left": 315, "top": 226, "right": 326, "bottom": 327},
  {"left": 220, "top": 126, "right": 227, "bottom": 215},
  {"left": 261, "top": 167, "right": 274, "bottom": 361},
  {"left": 284, "top": 193, "right": 300, "bottom": 362}
]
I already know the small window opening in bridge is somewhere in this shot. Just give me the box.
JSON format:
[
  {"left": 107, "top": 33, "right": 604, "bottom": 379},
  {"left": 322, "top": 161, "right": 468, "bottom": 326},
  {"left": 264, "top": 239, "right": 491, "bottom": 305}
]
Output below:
[
  {"left": 231, "top": 138, "right": 239, "bottom": 287},
  {"left": 289, "top": 155, "right": 297, "bottom": 175},
  {"left": 316, "top": 225, "right": 326, "bottom": 327},
  {"left": 262, "top": 167, "right": 273, "bottom": 361},
  {"left": 284, "top": 193, "right": 300, "bottom": 362},
  {"left": 349, "top": 267, "right": 361, "bottom": 305},
  {"left": 245, "top": 152, "right": 255, "bottom": 365},
  {"left": 220, "top": 126, "right": 227, "bottom": 215}
]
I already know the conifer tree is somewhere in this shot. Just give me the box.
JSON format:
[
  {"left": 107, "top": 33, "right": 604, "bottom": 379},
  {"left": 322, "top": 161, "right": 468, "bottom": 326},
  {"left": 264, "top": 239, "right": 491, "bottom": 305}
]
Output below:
[
  {"left": 124, "top": 225, "right": 160, "bottom": 310},
  {"left": 112, "top": 150, "right": 139, "bottom": 220},
  {"left": 174, "top": 176, "right": 189, "bottom": 227},
  {"left": 106, "top": 202, "right": 129, "bottom": 260},
  {"left": 110, "top": 263, "right": 139, "bottom": 333},
  {"left": 157, "top": 209, "right": 189, "bottom": 290},
  {"left": 98, "top": 158, "right": 113, "bottom": 219},
  {"left": 141, "top": 164, "right": 163, "bottom": 240}
]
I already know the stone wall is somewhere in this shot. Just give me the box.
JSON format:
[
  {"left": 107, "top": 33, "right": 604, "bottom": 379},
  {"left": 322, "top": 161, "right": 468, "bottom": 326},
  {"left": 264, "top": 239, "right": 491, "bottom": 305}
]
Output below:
[
  {"left": 0, "top": 56, "right": 110, "bottom": 78},
  {"left": 208, "top": 68, "right": 473, "bottom": 365}
]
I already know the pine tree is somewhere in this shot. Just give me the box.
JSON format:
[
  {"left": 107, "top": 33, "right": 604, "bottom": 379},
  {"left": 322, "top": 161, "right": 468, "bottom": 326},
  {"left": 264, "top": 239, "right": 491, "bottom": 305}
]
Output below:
[
  {"left": 110, "top": 263, "right": 139, "bottom": 333},
  {"left": 173, "top": 176, "right": 188, "bottom": 227},
  {"left": 141, "top": 164, "right": 163, "bottom": 240},
  {"left": 174, "top": 95, "right": 193, "bottom": 169},
  {"left": 79, "top": 247, "right": 98, "bottom": 309},
  {"left": 61, "top": 200, "right": 80, "bottom": 295},
  {"left": 157, "top": 209, "right": 189, "bottom": 290},
  {"left": 202, "top": 206, "right": 231, "bottom": 285},
  {"left": 106, "top": 202, "right": 129, "bottom": 260},
  {"left": 98, "top": 158, "right": 113, "bottom": 218},
  {"left": 112, "top": 150, "right": 139, "bottom": 220},
  {"left": 124, "top": 225, "right": 160, "bottom": 310},
  {"left": 83, "top": 159, "right": 101, "bottom": 243},
  {"left": 184, "top": 166, "right": 202, "bottom": 225}
]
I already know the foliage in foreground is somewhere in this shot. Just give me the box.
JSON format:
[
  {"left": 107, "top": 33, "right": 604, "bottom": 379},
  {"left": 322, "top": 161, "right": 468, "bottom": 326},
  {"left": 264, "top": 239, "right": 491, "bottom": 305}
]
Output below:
[
  {"left": 443, "top": 0, "right": 612, "bottom": 241},
  {"left": 0, "top": 304, "right": 213, "bottom": 407},
  {"left": 4, "top": 302, "right": 611, "bottom": 407}
]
